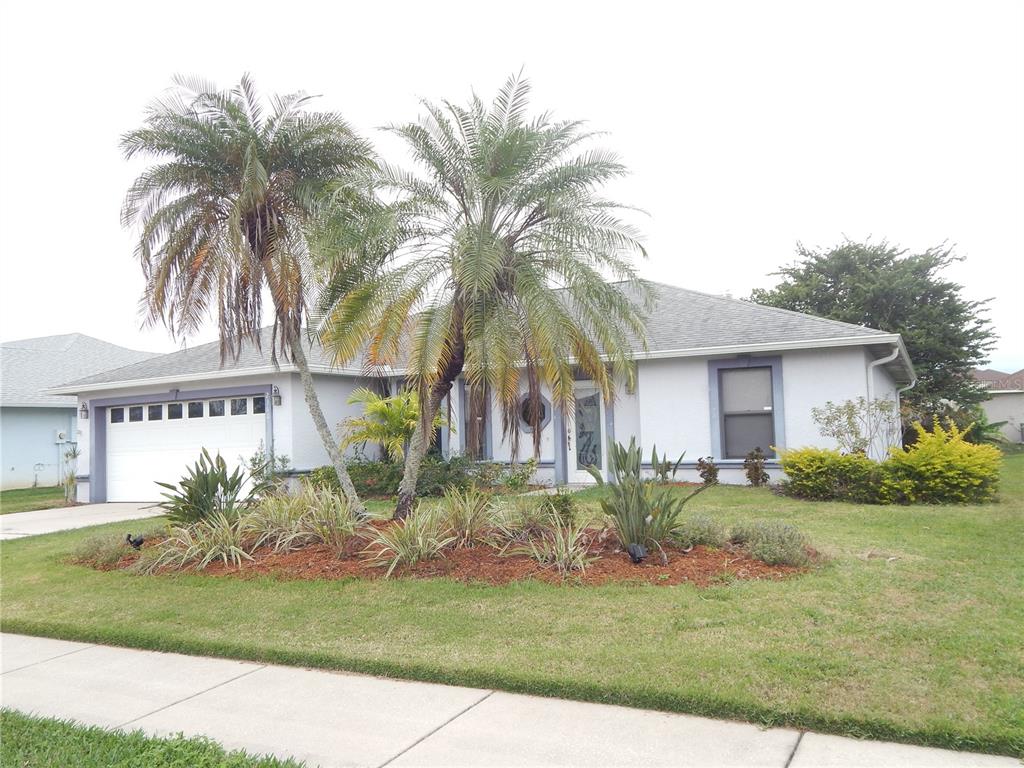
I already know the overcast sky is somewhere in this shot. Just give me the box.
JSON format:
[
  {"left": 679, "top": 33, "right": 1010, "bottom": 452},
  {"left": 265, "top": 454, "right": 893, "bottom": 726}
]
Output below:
[{"left": 1, "top": 0, "right": 1021, "bottom": 370}]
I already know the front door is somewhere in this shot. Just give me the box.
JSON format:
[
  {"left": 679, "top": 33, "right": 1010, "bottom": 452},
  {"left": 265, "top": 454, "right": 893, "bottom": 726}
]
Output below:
[{"left": 566, "top": 383, "right": 606, "bottom": 483}]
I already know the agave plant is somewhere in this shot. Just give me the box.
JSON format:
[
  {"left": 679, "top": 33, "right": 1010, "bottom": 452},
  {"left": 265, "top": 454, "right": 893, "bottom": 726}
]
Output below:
[{"left": 154, "top": 449, "right": 271, "bottom": 525}]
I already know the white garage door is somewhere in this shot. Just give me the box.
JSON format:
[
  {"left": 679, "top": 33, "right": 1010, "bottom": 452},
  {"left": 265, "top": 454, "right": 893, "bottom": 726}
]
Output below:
[{"left": 106, "top": 395, "right": 269, "bottom": 501}]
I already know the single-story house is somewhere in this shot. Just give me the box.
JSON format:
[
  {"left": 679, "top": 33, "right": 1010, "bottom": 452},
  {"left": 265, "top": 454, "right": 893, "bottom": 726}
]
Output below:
[
  {"left": 0, "top": 334, "right": 156, "bottom": 490},
  {"left": 973, "top": 368, "right": 1024, "bottom": 444},
  {"left": 50, "top": 281, "right": 915, "bottom": 503}
]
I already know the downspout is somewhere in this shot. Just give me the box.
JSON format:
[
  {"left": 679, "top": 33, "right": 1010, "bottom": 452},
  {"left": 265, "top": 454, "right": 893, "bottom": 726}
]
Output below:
[{"left": 867, "top": 345, "right": 900, "bottom": 402}]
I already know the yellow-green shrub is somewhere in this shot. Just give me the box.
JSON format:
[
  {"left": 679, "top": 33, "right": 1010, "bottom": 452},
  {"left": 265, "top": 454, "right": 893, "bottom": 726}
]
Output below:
[
  {"left": 778, "top": 447, "right": 878, "bottom": 503},
  {"left": 879, "top": 422, "right": 1001, "bottom": 504}
]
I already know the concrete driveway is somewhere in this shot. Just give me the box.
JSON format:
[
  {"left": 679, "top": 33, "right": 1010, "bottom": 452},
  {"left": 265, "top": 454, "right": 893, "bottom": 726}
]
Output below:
[{"left": 0, "top": 503, "right": 161, "bottom": 540}]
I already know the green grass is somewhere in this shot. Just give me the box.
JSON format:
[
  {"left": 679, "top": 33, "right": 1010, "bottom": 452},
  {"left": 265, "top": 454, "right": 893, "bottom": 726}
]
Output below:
[
  {"left": 0, "top": 485, "right": 67, "bottom": 515},
  {"left": 0, "top": 709, "right": 303, "bottom": 767},
  {"left": 2, "top": 459, "right": 1022, "bottom": 758}
]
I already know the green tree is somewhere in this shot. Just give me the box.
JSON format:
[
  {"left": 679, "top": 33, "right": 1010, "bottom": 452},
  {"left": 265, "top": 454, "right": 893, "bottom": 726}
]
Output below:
[
  {"left": 122, "top": 75, "right": 375, "bottom": 513},
  {"left": 341, "top": 387, "right": 445, "bottom": 462},
  {"left": 320, "top": 75, "right": 648, "bottom": 519},
  {"left": 750, "top": 240, "right": 994, "bottom": 417}
]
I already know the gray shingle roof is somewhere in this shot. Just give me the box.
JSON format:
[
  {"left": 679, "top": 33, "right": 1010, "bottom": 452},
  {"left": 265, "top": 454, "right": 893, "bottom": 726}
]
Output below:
[
  {"left": 1, "top": 334, "right": 158, "bottom": 407},
  {"left": 51, "top": 280, "right": 895, "bottom": 392}
]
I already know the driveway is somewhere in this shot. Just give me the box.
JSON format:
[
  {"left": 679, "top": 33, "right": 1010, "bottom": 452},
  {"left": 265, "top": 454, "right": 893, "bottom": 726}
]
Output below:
[{"left": 0, "top": 503, "right": 161, "bottom": 540}]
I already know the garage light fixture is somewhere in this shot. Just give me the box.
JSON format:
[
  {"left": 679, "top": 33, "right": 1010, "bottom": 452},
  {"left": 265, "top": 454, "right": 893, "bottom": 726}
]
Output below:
[
  {"left": 272, "top": 386, "right": 282, "bottom": 406},
  {"left": 79, "top": 403, "right": 89, "bottom": 419}
]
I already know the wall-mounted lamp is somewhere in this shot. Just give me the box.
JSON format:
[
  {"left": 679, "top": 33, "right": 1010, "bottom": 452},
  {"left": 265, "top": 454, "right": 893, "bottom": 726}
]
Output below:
[
  {"left": 79, "top": 403, "right": 89, "bottom": 420},
  {"left": 272, "top": 386, "right": 282, "bottom": 406}
]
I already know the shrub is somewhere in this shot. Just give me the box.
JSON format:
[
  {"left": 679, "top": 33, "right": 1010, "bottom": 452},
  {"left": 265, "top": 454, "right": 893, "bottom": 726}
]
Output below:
[
  {"left": 155, "top": 449, "right": 270, "bottom": 524},
  {"left": 880, "top": 422, "right": 1002, "bottom": 504},
  {"left": 308, "top": 455, "right": 474, "bottom": 498},
  {"left": 440, "top": 485, "right": 494, "bottom": 547},
  {"left": 543, "top": 489, "right": 578, "bottom": 526},
  {"left": 361, "top": 506, "right": 455, "bottom": 577},
  {"left": 139, "top": 512, "right": 253, "bottom": 573},
  {"left": 696, "top": 457, "right": 719, "bottom": 485},
  {"left": 299, "top": 486, "right": 362, "bottom": 554},
  {"left": 811, "top": 397, "right": 901, "bottom": 456},
  {"left": 743, "top": 448, "right": 770, "bottom": 487},
  {"left": 673, "top": 515, "right": 727, "bottom": 549},
  {"left": 489, "top": 496, "right": 551, "bottom": 546},
  {"left": 729, "top": 520, "right": 810, "bottom": 567},
  {"left": 245, "top": 486, "right": 362, "bottom": 555},
  {"left": 778, "top": 448, "right": 878, "bottom": 503},
  {"left": 510, "top": 510, "right": 595, "bottom": 577}
]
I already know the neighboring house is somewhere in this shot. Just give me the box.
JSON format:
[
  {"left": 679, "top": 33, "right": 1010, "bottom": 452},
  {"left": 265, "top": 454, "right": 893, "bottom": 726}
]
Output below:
[
  {"left": 50, "top": 281, "right": 915, "bottom": 502},
  {"left": 973, "top": 368, "right": 1024, "bottom": 444},
  {"left": 0, "top": 334, "right": 157, "bottom": 490}
]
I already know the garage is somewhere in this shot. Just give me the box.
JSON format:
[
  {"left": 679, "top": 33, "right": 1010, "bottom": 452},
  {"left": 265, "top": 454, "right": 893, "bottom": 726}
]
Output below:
[{"left": 105, "top": 394, "right": 269, "bottom": 501}]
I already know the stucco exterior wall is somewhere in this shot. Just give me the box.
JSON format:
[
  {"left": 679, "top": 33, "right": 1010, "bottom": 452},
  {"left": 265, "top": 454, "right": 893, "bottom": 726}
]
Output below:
[
  {"left": 287, "top": 373, "right": 383, "bottom": 470},
  {"left": 980, "top": 391, "right": 1024, "bottom": 443},
  {"left": 0, "top": 406, "right": 77, "bottom": 489}
]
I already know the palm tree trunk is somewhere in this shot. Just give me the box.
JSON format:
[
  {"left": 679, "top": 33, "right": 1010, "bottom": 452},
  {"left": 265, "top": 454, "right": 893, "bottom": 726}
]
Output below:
[
  {"left": 394, "top": 383, "right": 449, "bottom": 520},
  {"left": 289, "top": 333, "right": 365, "bottom": 516}
]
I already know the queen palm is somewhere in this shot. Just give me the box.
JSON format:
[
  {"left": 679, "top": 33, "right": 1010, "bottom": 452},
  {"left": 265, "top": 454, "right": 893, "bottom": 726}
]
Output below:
[
  {"left": 121, "top": 75, "right": 374, "bottom": 512},
  {"left": 321, "top": 75, "right": 649, "bottom": 519}
]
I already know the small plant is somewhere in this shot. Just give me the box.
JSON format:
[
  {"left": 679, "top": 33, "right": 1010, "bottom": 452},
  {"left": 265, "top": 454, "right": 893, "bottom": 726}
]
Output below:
[
  {"left": 63, "top": 444, "right": 81, "bottom": 503},
  {"left": 695, "top": 457, "right": 719, "bottom": 485},
  {"left": 300, "top": 486, "right": 363, "bottom": 554},
  {"left": 440, "top": 484, "right": 494, "bottom": 547},
  {"left": 155, "top": 449, "right": 270, "bottom": 525},
  {"left": 501, "top": 457, "right": 538, "bottom": 492},
  {"left": 543, "top": 489, "right": 578, "bottom": 527},
  {"left": 141, "top": 512, "right": 253, "bottom": 573},
  {"left": 489, "top": 496, "right": 551, "bottom": 546},
  {"left": 811, "top": 397, "right": 901, "bottom": 456},
  {"left": 361, "top": 505, "right": 455, "bottom": 577},
  {"left": 729, "top": 520, "right": 810, "bottom": 567},
  {"left": 673, "top": 515, "right": 727, "bottom": 549},
  {"left": 510, "top": 510, "right": 595, "bottom": 577},
  {"left": 246, "top": 442, "right": 291, "bottom": 485},
  {"left": 743, "top": 447, "right": 770, "bottom": 487},
  {"left": 651, "top": 446, "right": 685, "bottom": 483}
]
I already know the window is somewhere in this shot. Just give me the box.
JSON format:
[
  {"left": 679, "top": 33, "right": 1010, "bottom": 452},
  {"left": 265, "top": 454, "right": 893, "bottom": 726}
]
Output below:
[
  {"left": 253, "top": 396, "right": 266, "bottom": 414},
  {"left": 129, "top": 406, "right": 144, "bottom": 422},
  {"left": 209, "top": 399, "right": 225, "bottom": 417},
  {"left": 518, "top": 394, "right": 550, "bottom": 432},
  {"left": 148, "top": 404, "right": 163, "bottom": 421},
  {"left": 188, "top": 402, "right": 204, "bottom": 418},
  {"left": 719, "top": 366, "right": 774, "bottom": 459},
  {"left": 168, "top": 403, "right": 183, "bottom": 419},
  {"left": 110, "top": 407, "right": 124, "bottom": 423},
  {"left": 231, "top": 398, "right": 248, "bottom": 416}
]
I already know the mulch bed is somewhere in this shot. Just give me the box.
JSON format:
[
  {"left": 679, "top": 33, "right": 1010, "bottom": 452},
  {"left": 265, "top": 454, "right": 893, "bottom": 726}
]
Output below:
[{"left": 101, "top": 527, "right": 805, "bottom": 587}]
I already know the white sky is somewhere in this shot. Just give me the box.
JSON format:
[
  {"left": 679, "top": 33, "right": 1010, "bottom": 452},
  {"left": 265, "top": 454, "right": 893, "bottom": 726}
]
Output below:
[{"left": 1, "top": 0, "right": 1022, "bottom": 370}]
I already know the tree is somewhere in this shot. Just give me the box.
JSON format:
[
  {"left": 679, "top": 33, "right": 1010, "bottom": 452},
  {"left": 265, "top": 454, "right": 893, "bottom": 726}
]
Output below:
[
  {"left": 320, "top": 75, "right": 648, "bottom": 519},
  {"left": 121, "top": 75, "right": 374, "bottom": 513},
  {"left": 750, "top": 240, "right": 995, "bottom": 418},
  {"left": 341, "top": 387, "right": 445, "bottom": 462}
]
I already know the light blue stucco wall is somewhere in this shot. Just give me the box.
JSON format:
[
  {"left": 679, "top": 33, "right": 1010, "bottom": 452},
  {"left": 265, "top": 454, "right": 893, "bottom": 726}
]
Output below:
[{"left": 0, "top": 406, "right": 77, "bottom": 489}]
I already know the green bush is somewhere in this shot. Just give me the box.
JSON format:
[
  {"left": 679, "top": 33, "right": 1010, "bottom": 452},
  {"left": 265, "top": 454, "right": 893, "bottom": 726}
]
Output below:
[
  {"left": 780, "top": 422, "right": 1002, "bottom": 505},
  {"left": 309, "top": 456, "right": 474, "bottom": 498},
  {"left": 729, "top": 520, "right": 810, "bottom": 567},
  {"left": 673, "top": 515, "right": 727, "bottom": 549}
]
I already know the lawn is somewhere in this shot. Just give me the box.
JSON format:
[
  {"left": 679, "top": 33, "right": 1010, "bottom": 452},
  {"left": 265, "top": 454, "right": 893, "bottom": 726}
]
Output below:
[
  {"left": 0, "top": 709, "right": 302, "bottom": 767},
  {"left": 1, "top": 457, "right": 1022, "bottom": 757},
  {"left": 0, "top": 486, "right": 67, "bottom": 515}
]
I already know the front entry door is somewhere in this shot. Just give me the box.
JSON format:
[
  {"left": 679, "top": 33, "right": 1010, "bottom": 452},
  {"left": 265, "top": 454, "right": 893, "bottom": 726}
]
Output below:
[{"left": 566, "top": 383, "right": 606, "bottom": 483}]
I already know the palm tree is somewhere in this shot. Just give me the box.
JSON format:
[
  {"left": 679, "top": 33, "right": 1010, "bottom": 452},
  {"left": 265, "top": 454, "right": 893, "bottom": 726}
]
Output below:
[
  {"left": 341, "top": 387, "right": 445, "bottom": 462},
  {"left": 320, "top": 75, "right": 649, "bottom": 519},
  {"left": 121, "top": 75, "right": 374, "bottom": 513}
]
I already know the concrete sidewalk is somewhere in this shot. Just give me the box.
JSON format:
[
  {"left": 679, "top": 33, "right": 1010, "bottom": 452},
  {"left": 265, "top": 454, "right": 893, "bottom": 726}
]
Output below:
[
  {"left": 0, "top": 502, "right": 160, "bottom": 540},
  {"left": 1, "top": 634, "right": 1018, "bottom": 768}
]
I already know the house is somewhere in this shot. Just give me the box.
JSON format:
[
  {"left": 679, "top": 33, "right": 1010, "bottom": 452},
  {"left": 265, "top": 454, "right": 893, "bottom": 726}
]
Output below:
[
  {"left": 0, "top": 334, "right": 157, "bottom": 489},
  {"left": 49, "top": 282, "right": 915, "bottom": 502},
  {"left": 973, "top": 368, "right": 1024, "bottom": 444}
]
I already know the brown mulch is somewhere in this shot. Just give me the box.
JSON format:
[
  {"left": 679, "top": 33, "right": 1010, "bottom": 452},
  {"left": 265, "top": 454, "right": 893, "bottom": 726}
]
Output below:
[{"left": 102, "top": 527, "right": 804, "bottom": 587}]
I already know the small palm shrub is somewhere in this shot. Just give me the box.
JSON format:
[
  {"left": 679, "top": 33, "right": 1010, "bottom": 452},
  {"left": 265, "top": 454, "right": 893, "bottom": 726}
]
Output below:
[
  {"left": 673, "top": 515, "right": 727, "bottom": 549},
  {"left": 138, "top": 512, "right": 253, "bottom": 573},
  {"left": 729, "top": 520, "right": 810, "bottom": 567},
  {"left": 156, "top": 449, "right": 270, "bottom": 524},
  {"left": 440, "top": 485, "right": 494, "bottom": 547},
  {"left": 361, "top": 506, "right": 455, "bottom": 577},
  {"left": 510, "top": 511, "right": 594, "bottom": 577}
]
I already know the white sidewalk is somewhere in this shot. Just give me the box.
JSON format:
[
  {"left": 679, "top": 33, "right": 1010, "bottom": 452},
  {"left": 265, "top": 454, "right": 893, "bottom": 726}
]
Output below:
[
  {"left": 0, "top": 633, "right": 1017, "bottom": 768},
  {"left": 0, "top": 503, "right": 160, "bottom": 540}
]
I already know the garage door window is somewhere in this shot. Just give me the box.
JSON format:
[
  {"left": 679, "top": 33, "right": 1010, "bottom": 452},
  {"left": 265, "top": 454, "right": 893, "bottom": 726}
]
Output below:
[
  {"left": 209, "top": 399, "right": 225, "bottom": 417},
  {"left": 110, "top": 407, "right": 124, "bottom": 423},
  {"left": 188, "top": 402, "right": 204, "bottom": 418},
  {"left": 148, "top": 405, "right": 163, "bottom": 421},
  {"left": 231, "top": 398, "right": 247, "bottom": 415},
  {"left": 253, "top": 396, "right": 266, "bottom": 414},
  {"left": 168, "top": 403, "right": 183, "bottom": 419},
  {"left": 129, "top": 406, "right": 144, "bottom": 422}
]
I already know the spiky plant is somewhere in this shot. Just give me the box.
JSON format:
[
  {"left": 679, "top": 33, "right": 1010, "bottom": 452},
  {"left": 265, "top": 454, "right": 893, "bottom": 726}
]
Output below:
[
  {"left": 319, "top": 74, "right": 649, "bottom": 519},
  {"left": 121, "top": 74, "right": 379, "bottom": 514}
]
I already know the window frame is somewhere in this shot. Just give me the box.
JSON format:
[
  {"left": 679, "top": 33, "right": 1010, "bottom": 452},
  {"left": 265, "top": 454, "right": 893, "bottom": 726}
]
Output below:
[
  {"left": 168, "top": 403, "right": 183, "bottom": 420},
  {"left": 128, "top": 406, "right": 144, "bottom": 423},
  {"left": 187, "top": 401, "right": 204, "bottom": 419},
  {"left": 147, "top": 404, "right": 163, "bottom": 421},
  {"left": 110, "top": 407, "right": 125, "bottom": 424},
  {"left": 230, "top": 397, "right": 248, "bottom": 416},
  {"left": 708, "top": 356, "right": 785, "bottom": 461},
  {"left": 208, "top": 399, "right": 225, "bottom": 417}
]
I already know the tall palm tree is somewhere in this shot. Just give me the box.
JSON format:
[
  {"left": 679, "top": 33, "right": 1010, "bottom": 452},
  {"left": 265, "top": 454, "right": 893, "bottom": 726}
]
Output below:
[
  {"left": 320, "top": 75, "right": 649, "bottom": 519},
  {"left": 121, "top": 75, "right": 374, "bottom": 512}
]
